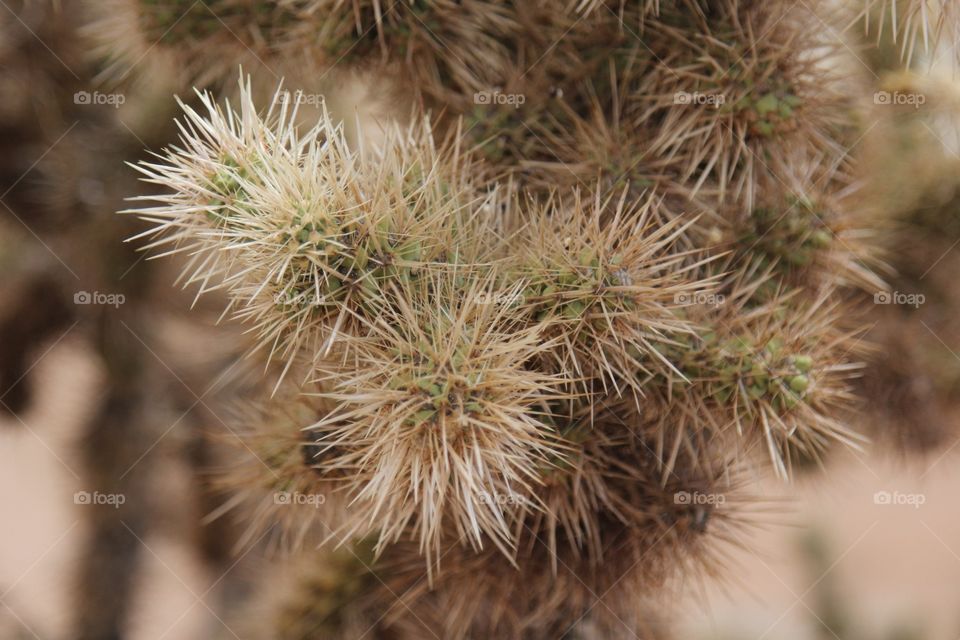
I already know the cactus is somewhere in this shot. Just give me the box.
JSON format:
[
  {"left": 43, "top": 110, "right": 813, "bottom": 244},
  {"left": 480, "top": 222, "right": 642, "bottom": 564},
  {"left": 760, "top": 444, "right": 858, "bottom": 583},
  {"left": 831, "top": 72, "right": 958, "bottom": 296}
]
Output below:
[{"left": 106, "top": 0, "right": 939, "bottom": 636}]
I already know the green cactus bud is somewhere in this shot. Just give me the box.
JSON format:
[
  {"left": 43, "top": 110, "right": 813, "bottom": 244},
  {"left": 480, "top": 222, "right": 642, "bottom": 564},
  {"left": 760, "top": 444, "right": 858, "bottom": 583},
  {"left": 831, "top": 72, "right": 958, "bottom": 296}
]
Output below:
[{"left": 789, "top": 374, "right": 810, "bottom": 393}]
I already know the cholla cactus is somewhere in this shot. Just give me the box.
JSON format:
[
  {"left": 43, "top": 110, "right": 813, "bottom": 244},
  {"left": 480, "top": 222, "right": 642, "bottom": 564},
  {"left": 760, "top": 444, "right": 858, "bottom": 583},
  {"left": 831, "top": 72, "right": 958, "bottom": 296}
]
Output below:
[
  {"left": 658, "top": 288, "right": 867, "bottom": 477},
  {"left": 309, "top": 268, "right": 568, "bottom": 563},
  {"left": 130, "top": 82, "right": 499, "bottom": 375},
  {"left": 861, "top": 0, "right": 960, "bottom": 65},
  {"left": 120, "top": 0, "right": 906, "bottom": 636},
  {"left": 639, "top": 0, "right": 854, "bottom": 206},
  {"left": 509, "top": 191, "right": 711, "bottom": 397}
]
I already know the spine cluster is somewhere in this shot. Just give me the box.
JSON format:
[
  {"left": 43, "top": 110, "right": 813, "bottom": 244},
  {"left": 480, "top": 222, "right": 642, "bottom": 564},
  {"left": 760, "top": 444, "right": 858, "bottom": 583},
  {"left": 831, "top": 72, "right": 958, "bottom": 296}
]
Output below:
[{"left": 114, "top": 0, "right": 951, "bottom": 637}]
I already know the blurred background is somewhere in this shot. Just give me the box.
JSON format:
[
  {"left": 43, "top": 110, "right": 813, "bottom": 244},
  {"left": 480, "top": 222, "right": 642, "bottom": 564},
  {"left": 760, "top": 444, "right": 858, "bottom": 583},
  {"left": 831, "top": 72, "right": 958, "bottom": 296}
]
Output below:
[{"left": 3, "top": 1, "right": 960, "bottom": 638}]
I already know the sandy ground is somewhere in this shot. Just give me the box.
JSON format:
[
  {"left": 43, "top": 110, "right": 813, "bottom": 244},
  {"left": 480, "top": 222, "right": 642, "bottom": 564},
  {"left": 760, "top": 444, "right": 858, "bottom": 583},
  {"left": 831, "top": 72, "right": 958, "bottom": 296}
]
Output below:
[
  {"left": 2, "top": 338, "right": 960, "bottom": 639},
  {"left": 678, "top": 450, "right": 960, "bottom": 640}
]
